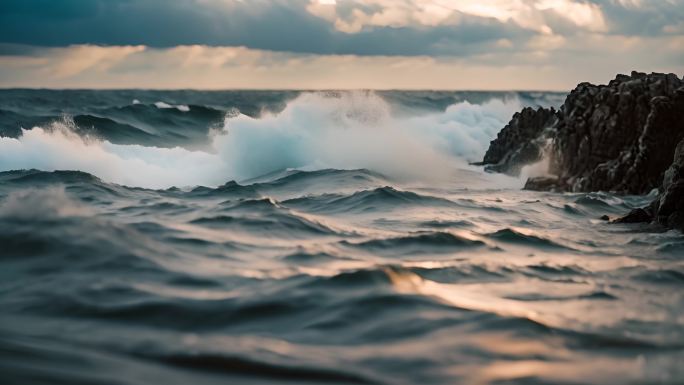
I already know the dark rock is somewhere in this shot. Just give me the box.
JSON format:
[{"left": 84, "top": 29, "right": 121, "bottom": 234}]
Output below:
[
  {"left": 550, "top": 72, "right": 684, "bottom": 194},
  {"left": 481, "top": 71, "right": 684, "bottom": 231},
  {"left": 653, "top": 138, "right": 684, "bottom": 231},
  {"left": 613, "top": 208, "right": 653, "bottom": 224},
  {"left": 482, "top": 72, "right": 684, "bottom": 193},
  {"left": 600, "top": 215, "right": 610, "bottom": 221},
  {"left": 481, "top": 107, "right": 558, "bottom": 175},
  {"left": 523, "top": 176, "right": 563, "bottom": 192}
]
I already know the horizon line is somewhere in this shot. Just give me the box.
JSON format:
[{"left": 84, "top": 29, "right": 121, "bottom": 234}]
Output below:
[{"left": 0, "top": 87, "right": 570, "bottom": 93}]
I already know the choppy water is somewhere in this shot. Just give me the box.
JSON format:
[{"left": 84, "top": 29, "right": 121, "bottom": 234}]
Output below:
[{"left": 1, "top": 90, "right": 683, "bottom": 385}]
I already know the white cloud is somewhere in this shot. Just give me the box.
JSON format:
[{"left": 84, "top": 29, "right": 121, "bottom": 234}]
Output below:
[
  {"left": 0, "top": 45, "right": 147, "bottom": 80},
  {"left": 0, "top": 41, "right": 681, "bottom": 90},
  {"left": 306, "top": 0, "right": 607, "bottom": 34},
  {"left": 50, "top": 45, "right": 146, "bottom": 78},
  {"left": 536, "top": 0, "right": 606, "bottom": 31}
]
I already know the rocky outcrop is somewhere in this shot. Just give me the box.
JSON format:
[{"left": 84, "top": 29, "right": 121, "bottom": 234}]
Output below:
[
  {"left": 613, "top": 207, "right": 653, "bottom": 224},
  {"left": 481, "top": 71, "right": 684, "bottom": 231},
  {"left": 479, "top": 107, "right": 558, "bottom": 175},
  {"left": 550, "top": 72, "right": 684, "bottom": 194},
  {"left": 646, "top": 138, "right": 684, "bottom": 230},
  {"left": 614, "top": 137, "right": 684, "bottom": 230},
  {"left": 523, "top": 176, "right": 562, "bottom": 192},
  {"left": 482, "top": 72, "right": 684, "bottom": 193}
]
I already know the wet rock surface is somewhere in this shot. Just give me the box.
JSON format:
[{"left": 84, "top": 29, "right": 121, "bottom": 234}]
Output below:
[
  {"left": 482, "top": 71, "right": 684, "bottom": 231},
  {"left": 481, "top": 106, "right": 558, "bottom": 175},
  {"left": 613, "top": 207, "right": 653, "bottom": 224},
  {"left": 551, "top": 72, "right": 684, "bottom": 194},
  {"left": 651, "top": 138, "right": 684, "bottom": 231},
  {"left": 523, "top": 176, "right": 562, "bottom": 192}
]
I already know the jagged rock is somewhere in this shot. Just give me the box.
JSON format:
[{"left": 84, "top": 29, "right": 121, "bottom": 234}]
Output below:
[
  {"left": 482, "top": 72, "right": 684, "bottom": 193},
  {"left": 481, "top": 107, "right": 558, "bottom": 175},
  {"left": 551, "top": 72, "right": 684, "bottom": 194},
  {"left": 523, "top": 176, "right": 563, "bottom": 192},
  {"left": 482, "top": 71, "right": 684, "bottom": 232}
]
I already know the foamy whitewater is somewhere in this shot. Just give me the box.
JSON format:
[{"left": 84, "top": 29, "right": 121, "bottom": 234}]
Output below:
[{"left": 1, "top": 90, "right": 683, "bottom": 385}]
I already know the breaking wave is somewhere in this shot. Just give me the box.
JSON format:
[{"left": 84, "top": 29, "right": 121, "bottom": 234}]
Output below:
[
  {"left": 1, "top": 88, "right": 682, "bottom": 385},
  {"left": 0, "top": 91, "right": 523, "bottom": 188}
]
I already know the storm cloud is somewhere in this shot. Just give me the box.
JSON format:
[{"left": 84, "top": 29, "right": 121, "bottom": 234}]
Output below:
[
  {"left": 1, "top": 0, "right": 681, "bottom": 56},
  {"left": 0, "top": 0, "right": 681, "bottom": 89}
]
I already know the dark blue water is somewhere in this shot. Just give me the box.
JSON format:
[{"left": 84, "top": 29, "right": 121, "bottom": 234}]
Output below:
[{"left": 1, "top": 90, "right": 683, "bottom": 385}]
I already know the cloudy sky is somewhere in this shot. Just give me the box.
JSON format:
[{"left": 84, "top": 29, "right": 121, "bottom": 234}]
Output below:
[{"left": 0, "top": 0, "right": 682, "bottom": 90}]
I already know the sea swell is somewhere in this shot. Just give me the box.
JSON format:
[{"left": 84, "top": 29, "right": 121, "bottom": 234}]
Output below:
[
  {"left": 0, "top": 91, "right": 542, "bottom": 188},
  {"left": 1, "top": 90, "right": 683, "bottom": 385}
]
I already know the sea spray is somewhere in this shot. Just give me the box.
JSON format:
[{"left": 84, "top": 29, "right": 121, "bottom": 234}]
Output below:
[{"left": 0, "top": 91, "right": 525, "bottom": 188}]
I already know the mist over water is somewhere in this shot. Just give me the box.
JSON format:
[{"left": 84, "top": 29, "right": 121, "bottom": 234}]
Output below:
[{"left": 1, "top": 90, "right": 683, "bottom": 385}]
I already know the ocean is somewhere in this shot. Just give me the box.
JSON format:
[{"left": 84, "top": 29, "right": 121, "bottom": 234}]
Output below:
[{"left": 1, "top": 89, "right": 683, "bottom": 385}]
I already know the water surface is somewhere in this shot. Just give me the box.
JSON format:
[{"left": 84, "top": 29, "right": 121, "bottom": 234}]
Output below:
[{"left": 1, "top": 90, "right": 682, "bottom": 385}]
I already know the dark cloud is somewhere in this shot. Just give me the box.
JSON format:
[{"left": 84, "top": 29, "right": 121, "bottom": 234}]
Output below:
[
  {"left": 0, "top": 0, "right": 681, "bottom": 58},
  {"left": 0, "top": 43, "right": 45, "bottom": 56},
  {"left": 0, "top": 0, "right": 530, "bottom": 56},
  {"left": 0, "top": 0, "right": 103, "bottom": 19},
  {"left": 587, "top": 0, "right": 684, "bottom": 36},
  {"left": 0, "top": 0, "right": 322, "bottom": 48}
]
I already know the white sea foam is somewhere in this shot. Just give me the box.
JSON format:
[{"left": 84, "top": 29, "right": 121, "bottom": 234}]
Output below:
[
  {"left": 0, "top": 92, "right": 523, "bottom": 188},
  {"left": 0, "top": 188, "right": 93, "bottom": 219},
  {"left": 0, "top": 120, "right": 225, "bottom": 188},
  {"left": 154, "top": 101, "right": 190, "bottom": 112}
]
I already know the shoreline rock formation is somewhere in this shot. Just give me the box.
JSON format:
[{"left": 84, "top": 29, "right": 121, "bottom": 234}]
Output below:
[
  {"left": 480, "top": 71, "right": 684, "bottom": 231},
  {"left": 647, "top": 139, "right": 684, "bottom": 230},
  {"left": 478, "top": 106, "right": 558, "bottom": 175}
]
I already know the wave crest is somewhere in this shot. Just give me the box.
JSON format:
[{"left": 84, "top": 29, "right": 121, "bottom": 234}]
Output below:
[{"left": 0, "top": 91, "right": 523, "bottom": 188}]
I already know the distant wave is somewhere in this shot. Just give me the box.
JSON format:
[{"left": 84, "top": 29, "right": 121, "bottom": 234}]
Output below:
[
  {"left": 485, "top": 228, "right": 575, "bottom": 250},
  {"left": 344, "top": 232, "right": 486, "bottom": 255},
  {"left": 154, "top": 101, "right": 190, "bottom": 112},
  {"left": 0, "top": 91, "right": 525, "bottom": 188},
  {"left": 284, "top": 186, "right": 455, "bottom": 214}
]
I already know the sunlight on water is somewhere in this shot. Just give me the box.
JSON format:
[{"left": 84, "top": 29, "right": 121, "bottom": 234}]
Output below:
[{"left": 1, "top": 90, "right": 682, "bottom": 385}]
